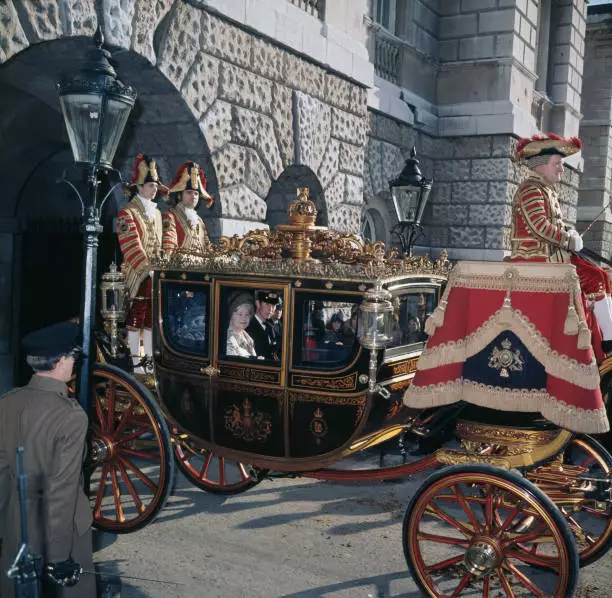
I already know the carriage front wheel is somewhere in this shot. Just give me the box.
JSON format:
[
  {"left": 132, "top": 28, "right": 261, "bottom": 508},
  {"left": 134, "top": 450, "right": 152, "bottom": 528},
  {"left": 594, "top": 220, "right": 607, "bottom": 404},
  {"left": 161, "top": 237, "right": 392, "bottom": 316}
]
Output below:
[
  {"left": 403, "top": 464, "right": 579, "bottom": 598},
  {"left": 89, "top": 364, "right": 175, "bottom": 532}
]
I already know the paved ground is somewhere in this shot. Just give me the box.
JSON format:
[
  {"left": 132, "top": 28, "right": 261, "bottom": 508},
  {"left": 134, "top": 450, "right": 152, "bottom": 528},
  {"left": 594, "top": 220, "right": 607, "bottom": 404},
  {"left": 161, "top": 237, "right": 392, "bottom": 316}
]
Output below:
[{"left": 93, "top": 452, "right": 612, "bottom": 598}]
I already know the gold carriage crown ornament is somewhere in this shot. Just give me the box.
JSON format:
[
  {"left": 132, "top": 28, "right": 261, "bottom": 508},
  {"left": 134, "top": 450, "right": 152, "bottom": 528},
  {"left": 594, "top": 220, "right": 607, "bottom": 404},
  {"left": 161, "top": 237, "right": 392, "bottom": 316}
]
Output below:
[{"left": 276, "top": 187, "right": 327, "bottom": 261}]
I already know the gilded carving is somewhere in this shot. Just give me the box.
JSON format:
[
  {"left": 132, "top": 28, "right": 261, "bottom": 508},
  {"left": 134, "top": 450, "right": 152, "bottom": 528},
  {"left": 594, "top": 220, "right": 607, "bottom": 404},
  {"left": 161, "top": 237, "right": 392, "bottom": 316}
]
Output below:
[
  {"left": 390, "top": 358, "right": 419, "bottom": 377},
  {"left": 292, "top": 372, "right": 357, "bottom": 391},
  {"left": 288, "top": 391, "right": 366, "bottom": 425},
  {"left": 309, "top": 408, "right": 328, "bottom": 443}
]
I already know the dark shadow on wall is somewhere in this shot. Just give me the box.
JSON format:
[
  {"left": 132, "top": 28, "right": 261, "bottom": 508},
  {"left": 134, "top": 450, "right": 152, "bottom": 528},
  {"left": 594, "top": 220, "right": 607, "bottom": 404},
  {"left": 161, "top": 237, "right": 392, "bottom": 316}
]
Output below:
[
  {"left": 0, "top": 36, "right": 217, "bottom": 387},
  {"left": 265, "top": 165, "right": 327, "bottom": 230}
]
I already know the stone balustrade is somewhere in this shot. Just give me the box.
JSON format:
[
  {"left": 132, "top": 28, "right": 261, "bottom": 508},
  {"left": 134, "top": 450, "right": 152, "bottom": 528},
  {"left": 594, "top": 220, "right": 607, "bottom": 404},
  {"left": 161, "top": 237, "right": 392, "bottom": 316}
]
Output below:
[
  {"left": 288, "top": 0, "right": 325, "bottom": 20},
  {"left": 372, "top": 26, "right": 401, "bottom": 85}
]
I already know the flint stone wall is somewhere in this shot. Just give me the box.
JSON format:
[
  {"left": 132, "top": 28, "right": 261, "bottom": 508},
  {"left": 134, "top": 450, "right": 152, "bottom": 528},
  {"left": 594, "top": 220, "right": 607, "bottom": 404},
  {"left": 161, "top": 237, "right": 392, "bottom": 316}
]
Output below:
[
  {"left": 365, "top": 111, "right": 580, "bottom": 258},
  {"left": 0, "top": 0, "right": 369, "bottom": 235}
]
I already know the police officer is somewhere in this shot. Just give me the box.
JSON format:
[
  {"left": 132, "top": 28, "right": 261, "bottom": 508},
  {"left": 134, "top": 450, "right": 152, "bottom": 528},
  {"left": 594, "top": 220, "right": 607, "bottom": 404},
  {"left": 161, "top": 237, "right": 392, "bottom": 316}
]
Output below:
[{"left": 0, "top": 321, "right": 96, "bottom": 597}]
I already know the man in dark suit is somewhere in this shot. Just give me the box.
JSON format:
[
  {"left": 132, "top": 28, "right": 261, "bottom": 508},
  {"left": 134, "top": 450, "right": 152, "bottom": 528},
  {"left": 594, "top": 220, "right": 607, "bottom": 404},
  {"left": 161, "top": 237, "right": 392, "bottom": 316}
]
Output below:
[
  {"left": 0, "top": 321, "right": 95, "bottom": 597},
  {"left": 246, "top": 291, "right": 280, "bottom": 360}
]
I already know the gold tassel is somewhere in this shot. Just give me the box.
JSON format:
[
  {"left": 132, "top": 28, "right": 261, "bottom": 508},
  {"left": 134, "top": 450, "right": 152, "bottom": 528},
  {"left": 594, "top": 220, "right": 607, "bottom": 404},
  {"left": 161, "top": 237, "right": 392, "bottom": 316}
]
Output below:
[
  {"left": 564, "top": 303, "right": 579, "bottom": 335},
  {"left": 425, "top": 301, "right": 446, "bottom": 335},
  {"left": 499, "top": 293, "right": 513, "bottom": 325},
  {"left": 577, "top": 324, "right": 591, "bottom": 350}
]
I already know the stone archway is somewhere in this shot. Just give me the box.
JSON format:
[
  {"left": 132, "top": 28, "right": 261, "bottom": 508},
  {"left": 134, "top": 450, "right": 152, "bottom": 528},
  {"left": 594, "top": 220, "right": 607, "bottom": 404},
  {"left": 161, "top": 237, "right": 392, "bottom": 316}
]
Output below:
[
  {"left": 0, "top": 36, "right": 216, "bottom": 388},
  {"left": 265, "top": 165, "right": 327, "bottom": 230}
]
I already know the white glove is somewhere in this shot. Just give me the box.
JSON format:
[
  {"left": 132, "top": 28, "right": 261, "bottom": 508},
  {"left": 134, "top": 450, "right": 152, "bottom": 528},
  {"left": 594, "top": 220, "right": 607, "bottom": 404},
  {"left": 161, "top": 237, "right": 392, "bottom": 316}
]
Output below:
[
  {"left": 149, "top": 270, "right": 154, "bottom": 278},
  {"left": 568, "top": 229, "right": 583, "bottom": 252}
]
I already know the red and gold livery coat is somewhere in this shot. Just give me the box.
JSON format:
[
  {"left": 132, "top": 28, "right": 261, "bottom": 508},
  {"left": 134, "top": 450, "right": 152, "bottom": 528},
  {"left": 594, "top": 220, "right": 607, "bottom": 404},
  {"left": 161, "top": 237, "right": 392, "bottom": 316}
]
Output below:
[
  {"left": 510, "top": 172, "right": 571, "bottom": 262},
  {"left": 162, "top": 204, "right": 209, "bottom": 256},
  {"left": 117, "top": 197, "right": 163, "bottom": 299}
]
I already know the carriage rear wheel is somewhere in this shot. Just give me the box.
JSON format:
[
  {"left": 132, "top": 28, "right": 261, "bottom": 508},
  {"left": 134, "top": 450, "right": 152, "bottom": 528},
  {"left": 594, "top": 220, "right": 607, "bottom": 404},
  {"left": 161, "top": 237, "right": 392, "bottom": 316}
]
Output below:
[
  {"left": 173, "top": 430, "right": 267, "bottom": 494},
  {"left": 403, "top": 464, "right": 579, "bottom": 598},
  {"left": 89, "top": 364, "right": 175, "bottom": 532},
  {"left": 526, "top": 434, "right": 612, "bottom": 567}
]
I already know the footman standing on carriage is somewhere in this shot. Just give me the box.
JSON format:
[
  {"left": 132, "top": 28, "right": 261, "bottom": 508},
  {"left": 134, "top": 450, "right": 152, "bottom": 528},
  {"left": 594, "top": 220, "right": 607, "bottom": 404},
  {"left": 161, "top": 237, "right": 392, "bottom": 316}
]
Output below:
[
  {"left": 162, "top": 160, "right": 214, "bottom": 258},
  {"left": 403, "top": 133, "right": 610, "bottom": 436},
  {"left": 117, "top": 154, "right": 167, "bottom": 373},
  {"left": 0, "top": 322, "right": 96, "bottom": 598}
]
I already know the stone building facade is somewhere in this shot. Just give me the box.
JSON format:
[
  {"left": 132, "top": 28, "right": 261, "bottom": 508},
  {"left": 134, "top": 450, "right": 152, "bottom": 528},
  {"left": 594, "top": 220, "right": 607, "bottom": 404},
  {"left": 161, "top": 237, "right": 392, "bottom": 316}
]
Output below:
[{"left": 0, "top": 0, "right": 609, "bottom": 390}]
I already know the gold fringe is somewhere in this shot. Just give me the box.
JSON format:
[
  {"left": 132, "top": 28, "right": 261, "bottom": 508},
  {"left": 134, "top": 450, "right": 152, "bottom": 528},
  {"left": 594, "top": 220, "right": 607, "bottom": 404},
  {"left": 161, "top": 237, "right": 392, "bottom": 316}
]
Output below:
[
  {"left": 403, "top": 378, "right": 609, "bottom": 435},
  {"left": 564, "top": 303, "right": 579, "bottom": 335},
  {"left": 578, "top": 324, "right": 592, "bottom": 350},
  {"left": 417, "top": 306, "right": 600, "bottom": 390}
]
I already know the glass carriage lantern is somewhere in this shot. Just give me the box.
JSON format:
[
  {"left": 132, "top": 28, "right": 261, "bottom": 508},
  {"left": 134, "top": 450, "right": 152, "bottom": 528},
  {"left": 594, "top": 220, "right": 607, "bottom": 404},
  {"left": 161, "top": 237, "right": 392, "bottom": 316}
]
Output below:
[
  {"left": 358, "top": 282, "right": 395, "bottom": 392},
  {"left": 389, "top": 147, "right": 432, "bottom": 256},
  {"left": 99, "top": 263, "right": 128, "bottom": 358},
  {"left": 57, "top": 26, "right": 136, "bottom": 415}
]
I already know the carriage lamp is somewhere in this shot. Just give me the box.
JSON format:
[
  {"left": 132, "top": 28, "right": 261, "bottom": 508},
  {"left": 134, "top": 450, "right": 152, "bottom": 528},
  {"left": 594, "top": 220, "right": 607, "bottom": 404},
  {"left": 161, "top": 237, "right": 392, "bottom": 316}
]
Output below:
[
  {"left": 57, "top": 26, "right": 136, "bottom": 414},
  {"left": 389, "top": 147, "right": 432, "bottom": 256},
  {"left": 99, "top": 263, "right": 129, "bottom": 358},
  {"left": 358, "top": 282, "right": 394, "bottom": 393}
]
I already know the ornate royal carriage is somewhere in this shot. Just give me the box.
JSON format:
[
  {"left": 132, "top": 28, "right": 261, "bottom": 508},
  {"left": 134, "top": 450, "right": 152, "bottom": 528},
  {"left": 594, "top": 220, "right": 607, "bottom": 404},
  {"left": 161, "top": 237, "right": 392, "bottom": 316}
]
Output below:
[{"left": 87, "top": 189, "right": 612, "bottom": 597}]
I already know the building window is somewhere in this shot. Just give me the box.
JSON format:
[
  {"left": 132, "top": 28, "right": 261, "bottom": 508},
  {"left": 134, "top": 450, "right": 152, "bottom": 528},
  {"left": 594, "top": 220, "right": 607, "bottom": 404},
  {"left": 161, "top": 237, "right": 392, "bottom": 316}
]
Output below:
[{"left": 373, "top": 0, "right": 397, "bottom": 35}]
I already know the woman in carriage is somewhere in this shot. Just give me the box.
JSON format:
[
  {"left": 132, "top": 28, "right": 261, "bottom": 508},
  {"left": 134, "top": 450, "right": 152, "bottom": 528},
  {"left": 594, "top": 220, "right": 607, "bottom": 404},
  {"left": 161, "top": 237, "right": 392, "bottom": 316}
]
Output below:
[{"left": 403, "top": 134, "right": 611, "bottom": 436}]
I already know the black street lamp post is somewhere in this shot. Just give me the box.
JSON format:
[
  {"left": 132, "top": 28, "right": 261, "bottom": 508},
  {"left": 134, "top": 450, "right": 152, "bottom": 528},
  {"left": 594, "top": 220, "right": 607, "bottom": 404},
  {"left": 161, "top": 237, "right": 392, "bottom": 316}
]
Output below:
[
  {"left": 388, "top": 147, "right": 433, "bottom": 255},
  {"left": 57, "top": 27, "right": 136, "bottom": 415}
]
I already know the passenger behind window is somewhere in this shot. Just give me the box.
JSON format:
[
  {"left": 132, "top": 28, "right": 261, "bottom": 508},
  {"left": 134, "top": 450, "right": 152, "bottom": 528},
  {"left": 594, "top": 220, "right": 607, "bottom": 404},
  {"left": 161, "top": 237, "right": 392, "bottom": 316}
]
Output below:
[
  {"left": 226, "top": 291, "right": 256, "bottom": 358},
  {"left": 246, "top": 290, "right": 281, "bottom": 360},
  {"left": 404, "top": 316, "right": 423, "bottom": 344},
  {"left": 324, "top": 313, "right": 345, "bottom": 345},
  {"left": 341, "top": 305, "right": 358, "bottom": 346}
]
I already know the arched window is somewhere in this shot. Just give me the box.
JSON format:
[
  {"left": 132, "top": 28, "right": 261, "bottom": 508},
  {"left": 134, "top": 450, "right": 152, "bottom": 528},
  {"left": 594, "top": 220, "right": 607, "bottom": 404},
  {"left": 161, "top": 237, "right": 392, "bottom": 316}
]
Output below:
[{"left": 360, "top": 208, "right": 387, "bottom": 244}]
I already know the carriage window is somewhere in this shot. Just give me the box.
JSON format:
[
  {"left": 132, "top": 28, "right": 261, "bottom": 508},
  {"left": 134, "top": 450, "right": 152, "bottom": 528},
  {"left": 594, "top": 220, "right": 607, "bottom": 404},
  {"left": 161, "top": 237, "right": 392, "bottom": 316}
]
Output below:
[
  {"left": 162, "top": 283, "right": 209, "bottom": 357},
  {"left": 387, "top": 289, "right": 439, "bottom": 349},
  {"left": 294, "top": 297, "right": 360, "bottom": 369},
  {"left": 220, "top": 286, "right": 283, "bottom": 363}
]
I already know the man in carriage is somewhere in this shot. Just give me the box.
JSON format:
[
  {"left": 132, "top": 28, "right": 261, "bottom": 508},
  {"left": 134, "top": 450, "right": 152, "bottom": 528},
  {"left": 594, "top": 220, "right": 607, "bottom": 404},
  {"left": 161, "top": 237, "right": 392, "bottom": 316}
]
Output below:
[
  {"left": 403, "top": 133, "right": 611, "bottom": 435},
  {"left": 117, "top": 154, "right": 167, "bottom": 372}
]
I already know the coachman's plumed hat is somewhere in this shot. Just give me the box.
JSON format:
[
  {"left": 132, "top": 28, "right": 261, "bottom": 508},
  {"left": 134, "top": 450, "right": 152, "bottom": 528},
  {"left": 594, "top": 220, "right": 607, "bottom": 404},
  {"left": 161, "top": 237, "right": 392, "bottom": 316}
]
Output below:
[
  {"left": 169, "top": 161, "right": 214, "bottom": 208},
  {"left": 22, "top": 321, "right": 80, "bottom": 357},
  {"left": 516, "top": 133, "right": 582, "bottom": 170},
  {"left": 126, "top": 154, "right": 168, "bottom": 194}
]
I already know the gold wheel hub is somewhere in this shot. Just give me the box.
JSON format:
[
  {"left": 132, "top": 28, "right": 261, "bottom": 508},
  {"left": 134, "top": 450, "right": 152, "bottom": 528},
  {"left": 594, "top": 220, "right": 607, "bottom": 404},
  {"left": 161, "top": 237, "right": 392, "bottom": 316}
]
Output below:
[{"left": 463, "top": 537, "right": 502, "bottom": 576}]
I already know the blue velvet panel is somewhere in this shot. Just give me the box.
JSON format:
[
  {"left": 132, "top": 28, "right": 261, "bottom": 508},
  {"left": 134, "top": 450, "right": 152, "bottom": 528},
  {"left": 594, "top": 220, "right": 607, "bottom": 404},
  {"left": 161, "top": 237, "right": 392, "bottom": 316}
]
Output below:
[{"left": 463, "top": 331, "right": 546, "bottom": 390}]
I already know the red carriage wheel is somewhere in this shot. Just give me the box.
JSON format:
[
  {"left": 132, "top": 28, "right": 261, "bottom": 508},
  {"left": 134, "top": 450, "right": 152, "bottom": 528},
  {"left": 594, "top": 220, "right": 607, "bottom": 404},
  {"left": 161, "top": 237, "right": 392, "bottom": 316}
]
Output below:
[
  {"left": 403, "top": 464, "right": 579, "bottom": 597},
  {"left": 89, "top": 364, "right": 174, "bottom": 532},
  {"left": 525, "top": 434, "right": 612, "bottom": 567},
  {"left": 173, "top": 431, "right": 266, "bottom": 494}
]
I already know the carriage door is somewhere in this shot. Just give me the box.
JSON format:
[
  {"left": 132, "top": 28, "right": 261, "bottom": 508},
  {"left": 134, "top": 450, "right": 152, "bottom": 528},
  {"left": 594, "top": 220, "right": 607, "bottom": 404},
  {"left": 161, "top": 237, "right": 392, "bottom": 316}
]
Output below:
[
  {"left": 212, "top": 281, "right": 289, "bottom": 458},
  {"left": 154, "top": 277, "right": 212, "bottom": 441}
]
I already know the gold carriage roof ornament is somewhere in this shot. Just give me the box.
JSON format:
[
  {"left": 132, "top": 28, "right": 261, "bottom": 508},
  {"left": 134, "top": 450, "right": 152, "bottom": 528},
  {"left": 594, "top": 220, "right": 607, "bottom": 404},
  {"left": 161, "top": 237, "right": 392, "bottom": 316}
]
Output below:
[{"left": 275, "top": 187, "right": 327, "bottom": 261}]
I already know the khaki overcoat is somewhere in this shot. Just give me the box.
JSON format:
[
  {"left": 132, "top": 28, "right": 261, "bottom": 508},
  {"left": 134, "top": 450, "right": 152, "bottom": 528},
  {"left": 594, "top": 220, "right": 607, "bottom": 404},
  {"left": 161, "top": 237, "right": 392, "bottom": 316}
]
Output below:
[{"left": 0, "top": 375, "right": 96, "bottom": 598}]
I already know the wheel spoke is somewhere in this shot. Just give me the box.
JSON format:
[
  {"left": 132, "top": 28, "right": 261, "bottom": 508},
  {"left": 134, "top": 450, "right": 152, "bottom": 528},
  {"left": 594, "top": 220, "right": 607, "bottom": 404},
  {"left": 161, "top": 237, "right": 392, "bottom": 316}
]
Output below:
[
  {"left": 237, "top": 463, "right": 251, "bottom": 481},
  {"left": 504, "top": 526, "right": 552, "bottom": 547},
  {"left": 505, "top": 548, "right": 560, "bottom": 572},
  {"left": 120, "top": 448, "right": 161, "bottom": 461},
  {"left": 113, "top": 398, "right": 137, "bottom": 438},
  {"left": 118, "top": 455, "right": 158, "bottom": 491},
  {"left": 482, "top": 576, "right": 490, "bottom": 598},
  {"left": 93, "top": 463, "right": 109, "bottom": 518},
  {"left": 497, "top": 505, "right": 524, "bottom": 534},
  {"left": 424, "top": 554, "right": 464, "bottom": 573},
  {"left": 416, "top": 532, "right": 470, "bottom": 548},
  {"left": 451, "top": 573, "right": 473, "bottom": 597},
  {"left": 219, "top": 457, "right": 227, "bottom": 485},
  {"left": 485, "top": 489, "right": 494, "bottom": 531},
  {"left": 106, "top": 381, "right": 116, "bottom": 432},
  {"left": 503, "top": 562, "right": 545, "bottom": 597},
  {"left": 425, "top": 503, "right": 473, "bottom": 538},
  {"left": 116, "top": 460, "right": 145, "bottom": 514},
  {"left": 109, "top": 465, "right": 125, "bottom": 523},
  {"left": 453, "top": 484, "right": 482, "bottom": 533},
  {"left": 199, "top": 451, "right": 213, "bottom": 481},
  {"left": 496, "top": 568, "right": 515, "bottom": 598},
  {"left": 94, "top": 395, "right": 106, "bottom": 433}
]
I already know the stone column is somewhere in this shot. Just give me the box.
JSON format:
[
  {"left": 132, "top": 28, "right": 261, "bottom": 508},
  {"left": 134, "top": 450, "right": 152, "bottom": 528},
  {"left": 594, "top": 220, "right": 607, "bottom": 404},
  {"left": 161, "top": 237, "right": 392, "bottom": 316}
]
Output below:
[{"left": 578, "top": 8, "right": 612, "bottom": 257}]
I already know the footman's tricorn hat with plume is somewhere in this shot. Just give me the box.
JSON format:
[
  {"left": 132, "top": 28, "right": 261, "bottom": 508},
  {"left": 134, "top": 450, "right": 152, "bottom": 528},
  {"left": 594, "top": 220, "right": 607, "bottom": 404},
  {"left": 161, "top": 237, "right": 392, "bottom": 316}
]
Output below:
[
  {"left": 126, "top": 154, "right": 168, "bottom": 194},
  {"left": 516, "top": 133, "right": 582, "bottom": 170},
  {"left": 168, "top": 161, "right": 214, "bottom": 208}
]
